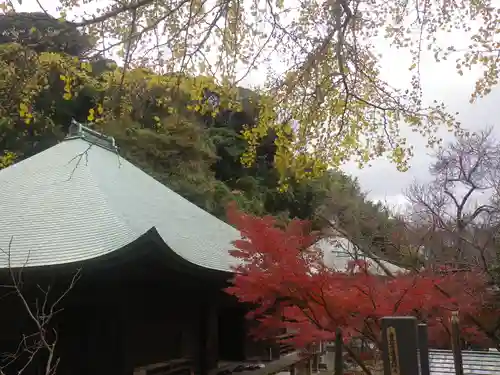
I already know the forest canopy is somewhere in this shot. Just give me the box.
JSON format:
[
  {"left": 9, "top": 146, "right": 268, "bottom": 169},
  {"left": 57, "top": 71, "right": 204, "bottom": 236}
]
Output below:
[
  {"left": 0, "top": 11, "right": 393, "bottom": 236},
  {"left": 5, "top": 0, "right": 498, "bottom": 184}
]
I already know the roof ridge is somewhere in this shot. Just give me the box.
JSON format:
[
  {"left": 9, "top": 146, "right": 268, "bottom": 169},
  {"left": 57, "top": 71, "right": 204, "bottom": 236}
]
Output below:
[{"left": 65, "top": 119, "right": 118, "bottom": 152}]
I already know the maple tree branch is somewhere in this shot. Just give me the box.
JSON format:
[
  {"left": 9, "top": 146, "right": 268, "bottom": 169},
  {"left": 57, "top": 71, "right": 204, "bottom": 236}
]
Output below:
[
  {"left": 392, "top": 277, "right": 417, "bottom": 314},
  {"left": 343, "top": 344, "right": 373, "bottom": 375},
  {"left": 281, "top": 283, "right": 375, "bottom": 375},
  {"left": 228, "top": 203, "right": 499, "bottom": 368},
  {"left": 432, "top": 282, "right": 500, "bottom": 347},
  {"left": 363, "top": 319, "right": 382, "bottom": 349}
]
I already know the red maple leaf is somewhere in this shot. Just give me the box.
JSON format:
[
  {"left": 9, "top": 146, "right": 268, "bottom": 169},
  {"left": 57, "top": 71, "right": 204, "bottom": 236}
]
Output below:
[{"left": 225, "top": 203, "right": 497, "bottom": 350}]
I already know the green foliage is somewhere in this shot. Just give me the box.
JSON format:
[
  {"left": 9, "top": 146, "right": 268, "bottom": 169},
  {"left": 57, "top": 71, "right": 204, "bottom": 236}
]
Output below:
[
  {"left": 103, "top": 115, "right": 222, "bottom": 212},
  {"left": 0, "top": 12, "right": 94, "bottom": 56},
  {"left": 0, "top": 39, "right": 385, "bottom": 227},
  {"left": 31, "top": 0, "right": 483, "bottom": 183}
]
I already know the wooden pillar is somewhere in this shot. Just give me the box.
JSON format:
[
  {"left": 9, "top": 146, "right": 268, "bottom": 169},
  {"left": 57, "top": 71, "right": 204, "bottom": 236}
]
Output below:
[
  {"left": 418, "top": 324, "right": 431, "bottom": 375},
  {"left": 58, "top": 305, "right": 90, "bottom": 375},
  {"left": 312, "top": 351, "right": 319, "bottom": 373},
  {"left": 89, "top": 300, "right": 125, "bottom": 375},
  {"left": 200, "top": 299, "right": 218, "bottom": 375},
  {"left": 86, "top": 305, "right": 102, "bottom": 375},
  {"left": 451, "top": 312, "right": 464, "bottom": 375},
  {"left": 334, "top": 329, "right": 343, "bottom": 375},
  {"left": 106, "top": 306, "right": 125, "bottom": 375},
  {"left": 296, "top": 359, "right": 312, "bottom": 375}
]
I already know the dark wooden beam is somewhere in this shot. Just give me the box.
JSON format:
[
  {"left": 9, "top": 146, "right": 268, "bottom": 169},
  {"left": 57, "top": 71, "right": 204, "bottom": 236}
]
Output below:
[{"left": 200, "top": 299, "right": 219, "bottom": 375}]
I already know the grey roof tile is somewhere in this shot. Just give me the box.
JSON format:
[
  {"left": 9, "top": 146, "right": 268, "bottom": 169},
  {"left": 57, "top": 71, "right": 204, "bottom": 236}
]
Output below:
[
  {"left": 316, "top": 238, "right": 405, "bottom": 275},
  {"left": 429, "top": 349, "right": 500, "bottom": 375},
  {"left": 0, "top": 137, "right": 240, "bottom": 271}
]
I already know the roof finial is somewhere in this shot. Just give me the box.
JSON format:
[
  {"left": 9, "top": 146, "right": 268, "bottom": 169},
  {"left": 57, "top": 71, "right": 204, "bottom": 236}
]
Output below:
[{"left": 65, "top": 119, "right": 118, "bottom": 152}]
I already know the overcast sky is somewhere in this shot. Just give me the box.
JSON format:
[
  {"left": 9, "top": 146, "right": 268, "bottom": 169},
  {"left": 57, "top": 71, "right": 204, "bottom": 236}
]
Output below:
[
  {"left": 13, "top": 0, "right": 500, "bottom": 208},
  {"left": 341, "top": 37, "right": 500, "bottom": 208}
]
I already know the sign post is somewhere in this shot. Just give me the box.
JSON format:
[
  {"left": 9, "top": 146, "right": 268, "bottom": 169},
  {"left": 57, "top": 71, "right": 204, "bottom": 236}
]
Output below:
[
  {"left": 418, "top": 323, "right": 431, "bottom": 375},
  {"left": 381, "top": 316, "right": 419, "bottom": 375}
]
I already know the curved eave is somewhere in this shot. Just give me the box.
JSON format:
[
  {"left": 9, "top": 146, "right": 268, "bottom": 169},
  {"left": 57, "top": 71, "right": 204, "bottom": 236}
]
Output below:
[
  {"left": 146, "top": 227, "right": 236, "bottom": 279},
  {"left": 0, "top": 228, "right": 234, "bottom": 281},
  {"left": 0, "top": 138, "right": 240, "bottom": 273}
]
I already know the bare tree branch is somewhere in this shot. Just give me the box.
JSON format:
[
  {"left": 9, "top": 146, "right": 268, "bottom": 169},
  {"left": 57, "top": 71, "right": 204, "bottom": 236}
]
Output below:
[
  {"left": 0, "top": 238, "right": 80, "bottom": 375},
  {"left": 406, "top": 127, "right": 500, "bottom": 266}
]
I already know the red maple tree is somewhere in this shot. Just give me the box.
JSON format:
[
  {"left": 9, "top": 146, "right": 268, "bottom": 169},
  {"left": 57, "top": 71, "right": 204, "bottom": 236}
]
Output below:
[{"left": 225, "top": 204, "right": 496, "bottom": 352}]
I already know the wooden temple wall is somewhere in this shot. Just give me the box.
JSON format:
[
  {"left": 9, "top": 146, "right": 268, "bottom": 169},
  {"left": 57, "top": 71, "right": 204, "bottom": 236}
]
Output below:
[
  {"left": 0, "top": 276, "right": 255, "bottom": 375},
  {"left": 55, "top": 282, "right": 215, "bottom": 375}
]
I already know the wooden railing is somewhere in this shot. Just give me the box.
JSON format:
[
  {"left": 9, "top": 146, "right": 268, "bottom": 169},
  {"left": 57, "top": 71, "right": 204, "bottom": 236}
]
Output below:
[
  {"left": 239, "top": 351, "right": 316, "bottom": 375},
  {"left": 133, "top": 358, "right": 194, "bottom": 375},
  {"left": 272, "top": 334, "right": 296, "bottom": 359},
  {"left": 245, "top": 337, "right": 324, "bottom": 375}
]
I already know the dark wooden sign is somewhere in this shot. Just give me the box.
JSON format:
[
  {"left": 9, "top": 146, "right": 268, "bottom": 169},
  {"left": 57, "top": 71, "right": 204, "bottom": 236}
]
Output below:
[{"left": 381, "top": 317, "right": 419, "bottom": 375}]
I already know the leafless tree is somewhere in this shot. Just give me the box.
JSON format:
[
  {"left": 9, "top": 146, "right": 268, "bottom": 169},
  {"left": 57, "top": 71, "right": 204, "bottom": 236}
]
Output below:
[
  {"left": 406, "top": 127, "right": 500, "bottom": 271},
  {"left": 0, "top": 238, "right": 80, "bottom": 375}
]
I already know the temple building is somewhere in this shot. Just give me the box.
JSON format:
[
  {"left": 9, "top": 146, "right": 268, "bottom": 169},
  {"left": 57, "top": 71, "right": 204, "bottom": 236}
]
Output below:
[{"left": 0, "top": 121, "right": 253, "bottom": 375}]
